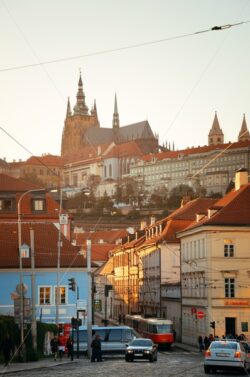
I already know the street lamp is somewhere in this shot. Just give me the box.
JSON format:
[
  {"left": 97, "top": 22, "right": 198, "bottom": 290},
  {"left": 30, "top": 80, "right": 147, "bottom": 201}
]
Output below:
[{"left": 17, "top": 188, "right": 44, "bottom": 356}]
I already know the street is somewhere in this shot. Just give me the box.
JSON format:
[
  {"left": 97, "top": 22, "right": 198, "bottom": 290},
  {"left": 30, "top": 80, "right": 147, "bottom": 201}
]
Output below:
[{"left": 4, "top": 349, "right": 248, "bottom": 377}]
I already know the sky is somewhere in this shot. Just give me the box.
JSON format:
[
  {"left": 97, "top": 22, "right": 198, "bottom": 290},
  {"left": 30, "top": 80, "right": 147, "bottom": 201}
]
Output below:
[{"left": 1, "top": 0, "right": 250, "bottom": 162}]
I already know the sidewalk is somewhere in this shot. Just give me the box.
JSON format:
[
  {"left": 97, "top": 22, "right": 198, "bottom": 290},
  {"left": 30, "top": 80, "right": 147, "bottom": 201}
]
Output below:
[{"left": 0, "top": 358, "right": 81, "bottom": 375}]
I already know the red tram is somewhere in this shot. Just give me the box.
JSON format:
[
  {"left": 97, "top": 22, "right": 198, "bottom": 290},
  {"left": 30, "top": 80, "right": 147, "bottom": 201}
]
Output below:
[{"left": 125, "top": 315, "right": 174, "bottom": 348}]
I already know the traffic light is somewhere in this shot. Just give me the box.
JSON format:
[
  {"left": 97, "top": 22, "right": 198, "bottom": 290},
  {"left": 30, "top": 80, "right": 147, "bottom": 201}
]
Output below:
[
  {"left": 71, "top": 317, "right": 82, "bottom": 329},
  {"left": 104, "top": 284, "right": 113, "bottom": 297},
  {"left": 68, "top": 278, "right": 76, "bottom": 291},
  {"left": 210, "top": 321, "right": 215, "bottom": 329}
]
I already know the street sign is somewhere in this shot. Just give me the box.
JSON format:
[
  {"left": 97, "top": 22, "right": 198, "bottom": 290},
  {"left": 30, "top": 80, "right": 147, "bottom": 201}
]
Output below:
[
  {"left": 77, "top": 299, "right": 87, "bottom": 310},
  {"left": 14, "top": 297, "right": 31, "bottom": 324},
  {"left": 196, "top": 311, "right": 205, "bottom": 319},
  {"left": 60, "top": 214, "right": 68, "bottom": 225}
]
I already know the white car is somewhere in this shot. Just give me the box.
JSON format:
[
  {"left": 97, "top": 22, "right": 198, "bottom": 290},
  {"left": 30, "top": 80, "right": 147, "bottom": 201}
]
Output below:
[{"left": 204, "top": 340, "right": 250, "bottom": 374}]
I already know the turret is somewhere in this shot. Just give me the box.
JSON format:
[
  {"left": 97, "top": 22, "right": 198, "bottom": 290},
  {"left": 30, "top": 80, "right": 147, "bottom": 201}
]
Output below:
[
  {"left": 238, "top": 114, "right": 250, "bottom": 142},
  {"left": 208, "top": 111, "right": 224, "bottom": 145},
  {"left": 112, "top": 93, "right": 120, "bottom": 130},
  {"left": 73, "top": 73, "right": 89, "bottom": 115}
]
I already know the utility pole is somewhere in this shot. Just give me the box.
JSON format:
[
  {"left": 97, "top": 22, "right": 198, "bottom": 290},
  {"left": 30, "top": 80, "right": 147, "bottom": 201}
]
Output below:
[
  {"left": 30, "top": 228, "right": 37, "bottom": 351},
  {"left": 87, "top": 240, "right": 92, "bottom": 359}
]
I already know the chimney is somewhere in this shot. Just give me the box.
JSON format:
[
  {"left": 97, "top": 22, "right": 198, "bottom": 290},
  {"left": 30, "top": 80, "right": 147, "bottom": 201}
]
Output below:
[
  {"left": 140, "top": 220, "right": 147, "bottom": 230},
  {"left": 235, "top": 168, "right": 248, "bottom": 190},
  {"left": 150, "top": 216, "right": 156, "bottom": 226}
]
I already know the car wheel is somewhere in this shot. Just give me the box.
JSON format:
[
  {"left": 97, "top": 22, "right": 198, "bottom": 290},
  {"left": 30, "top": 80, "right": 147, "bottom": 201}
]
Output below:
[
  {"left": 204, "top": 366, "right": 210, "bottom": 374},
  {"left": 125, "top": 356, "right": 130, "bottom": 362}
]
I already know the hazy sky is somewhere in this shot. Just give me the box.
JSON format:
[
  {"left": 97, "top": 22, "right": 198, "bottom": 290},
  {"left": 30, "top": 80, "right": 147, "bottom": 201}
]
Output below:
[{"left": 1, "top": 0, "right": 250, "bottom": 162}]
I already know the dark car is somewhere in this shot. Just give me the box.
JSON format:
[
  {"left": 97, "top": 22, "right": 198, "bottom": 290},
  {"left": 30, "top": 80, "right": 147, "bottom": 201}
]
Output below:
[{"left": 125, "top": 338, "right": 157, "bottom": 362}]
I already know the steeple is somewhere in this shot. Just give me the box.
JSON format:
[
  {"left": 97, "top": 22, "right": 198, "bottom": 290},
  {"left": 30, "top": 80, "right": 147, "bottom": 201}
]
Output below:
[
  {"left": 73, "top": 72, "right": 89, "bottom": 115},
  {"left": 66, "top": 97, "right": 72, "bottom": 118},
  {"left": 238, "top": 114, "right": 250, "bottom": 142},
  {"left": 112, "top": 93, "right": 120, "bottom": 130},
  {"left": 208, "top": 111, "right": 224, "bottom": 145}
]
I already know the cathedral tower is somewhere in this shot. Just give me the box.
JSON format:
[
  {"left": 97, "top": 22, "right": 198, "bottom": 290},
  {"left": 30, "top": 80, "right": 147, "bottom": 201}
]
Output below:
[
  {"left": 208, "top": 112, "right": 224, "bottom": 146},
  {"left": 61, "top": 73, "right": 99, "bottom": 157},
  {"left": 238, "top": 114, "right": 250, "bottom": 142}
]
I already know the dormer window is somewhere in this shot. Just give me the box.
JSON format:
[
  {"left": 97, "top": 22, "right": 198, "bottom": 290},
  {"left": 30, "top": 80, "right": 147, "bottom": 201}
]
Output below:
[
  {"left": 0, "top": 197, "right": 15, "bottom": 212},
  {"left": 32, "top": 198, "right": 45, "bottom": 212}
]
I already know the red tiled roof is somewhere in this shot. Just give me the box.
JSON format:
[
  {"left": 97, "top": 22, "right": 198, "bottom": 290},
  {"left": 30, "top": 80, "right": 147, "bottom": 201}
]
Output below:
[
  {"left": 0, "top": 173, "right": 40, "bottom": 191},
  {"left": 141, "top": 140, "right": 250, "bottom": 162},
  {"left": 64, "top": 143, "right": 111, "bottom": 164},
  {"left": 182, "top": 184, "right": 250, "bottom": 231},
  {"left": 90, "top": 243, "right": 116, "bottom": 261},
  {"left": 72, "top": 229, "right": 129, "bottom": 245},
  {"left": 0, "top": 222, "right": 98, "bottom": 268},
  {"left": 103, "top": 141, "right": 144, "bottom": 158},
  {"left": 25, "top": 155, "right": 65, "bottom": 167}
]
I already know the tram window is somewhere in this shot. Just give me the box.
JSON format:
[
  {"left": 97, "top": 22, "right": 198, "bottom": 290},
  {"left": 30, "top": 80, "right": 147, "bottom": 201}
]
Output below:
[
  {"left": 108, "top": 329, "right": 122, "bottom": 341},
  {"left": 157, "top": 324, "right": 172, "bottom": 333},
  {"left": 152, "top": 325, "right": 158, "bottom": 333}
]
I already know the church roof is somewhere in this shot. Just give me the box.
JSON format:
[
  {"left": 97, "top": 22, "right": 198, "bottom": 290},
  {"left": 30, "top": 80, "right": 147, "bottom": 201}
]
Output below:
[{"left": 83, "top": 120, "right": 156, "bottom": 146}]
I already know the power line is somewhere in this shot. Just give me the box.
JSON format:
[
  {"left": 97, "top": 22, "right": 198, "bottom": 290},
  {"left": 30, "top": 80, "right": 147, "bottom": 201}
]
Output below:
[{"left": 0, "top": 21, "right": 249, "bottom": 73}]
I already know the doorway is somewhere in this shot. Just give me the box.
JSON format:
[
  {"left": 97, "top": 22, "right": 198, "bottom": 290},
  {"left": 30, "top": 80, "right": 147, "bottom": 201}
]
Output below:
[{"left": 225, "top": 317, "right": 236, "bottom": 337}]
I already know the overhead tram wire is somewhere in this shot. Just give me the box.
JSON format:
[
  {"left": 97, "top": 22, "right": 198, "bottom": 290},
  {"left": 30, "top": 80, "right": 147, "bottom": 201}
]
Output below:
[{"left": 0, "top": 21, "right": 249, "bottom": 73}]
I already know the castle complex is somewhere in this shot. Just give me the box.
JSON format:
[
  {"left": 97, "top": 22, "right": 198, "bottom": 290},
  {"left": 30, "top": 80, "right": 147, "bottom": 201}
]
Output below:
[{"left": 61, "top": 74, "right": 158, "bottom": 157}]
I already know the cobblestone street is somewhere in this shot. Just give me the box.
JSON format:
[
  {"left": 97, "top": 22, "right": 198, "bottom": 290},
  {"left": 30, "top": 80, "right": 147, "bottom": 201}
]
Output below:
[{"left": 0, "top": 351, "right": 209, "bottom": 377}]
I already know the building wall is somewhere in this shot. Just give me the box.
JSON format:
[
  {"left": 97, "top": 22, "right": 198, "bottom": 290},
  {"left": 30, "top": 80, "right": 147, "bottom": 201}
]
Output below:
[
  {"left": 130, "top": 145, "right": 250, "bottom": 196},
  {"left": 180, "top": 227, "right": 250, "bottom": 346},
  {"left": 0, "top": 269, "right": 88, "bottom": 324}
]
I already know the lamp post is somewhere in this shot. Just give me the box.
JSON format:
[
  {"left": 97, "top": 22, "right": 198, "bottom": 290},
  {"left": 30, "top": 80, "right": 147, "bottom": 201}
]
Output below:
[
  {"left": 17, "top": 188, "right": 44, "bottom": 357},
  {"left": 86, "top": 239, "right": 92, "bottom": 359}
]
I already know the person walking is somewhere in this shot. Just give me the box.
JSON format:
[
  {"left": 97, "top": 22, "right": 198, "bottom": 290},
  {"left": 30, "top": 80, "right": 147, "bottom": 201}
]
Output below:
[
  {"left": 204, "top": 336, "right": 210, "bottom": 351},
  {"left": 1, "top": 333, "right": 14, "bottom": 366},
  {"left": 50, "top": 336, "right": 58, "bottom": 361},
  {"left": 66, "top": 337, "right": 74, "bottom": 361},
  {"left": 91, "top": 334, "right": 102, "bottom": 362},
  {"left": 198, "top": 335, "right": 203, "bottom": 352}
]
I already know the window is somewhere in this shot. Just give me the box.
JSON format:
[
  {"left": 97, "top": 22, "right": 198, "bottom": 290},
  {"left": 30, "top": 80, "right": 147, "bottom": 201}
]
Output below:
[
  {"left": 39, "top": 286, "right": 51, "bottom": 304},
  {"left": 225, "top": 278, "right": 235, "bottom": 298},
  {"left": 55, "top": 286, "right": 66, "bottom": 304},
  {"left": 108, "top": 329, "right": 122, "bottom": 341},
  {"left": 33, "top": 199, "right": 45, "bottom": 211},
  {"left": 224, "top": 243, "right": 234, "bottom": 257},
  {"left": 0, "top": 198, "right": 14, "bottom": 211}
]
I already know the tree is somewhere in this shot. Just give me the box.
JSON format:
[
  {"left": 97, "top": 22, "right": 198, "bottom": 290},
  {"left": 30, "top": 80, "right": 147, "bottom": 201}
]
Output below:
[{"left": 167, "top": 184, "right": 195, "bottom": 209}]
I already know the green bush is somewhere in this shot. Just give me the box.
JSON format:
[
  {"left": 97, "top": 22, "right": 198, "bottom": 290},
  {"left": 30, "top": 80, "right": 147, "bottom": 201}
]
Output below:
[{"left": 0, "top": 316, "right": 57, "bottom": 362}]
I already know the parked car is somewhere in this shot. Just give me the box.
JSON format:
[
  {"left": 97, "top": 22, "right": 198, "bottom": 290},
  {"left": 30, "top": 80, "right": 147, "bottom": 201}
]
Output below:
[
  {"left": 72, "top": 326, "right": 138, "bottom": 354},
  {"left": 204, "top": 340, "right": 250, "bottom": 374},
  {"left": 125, "top": 338, "right": 158, "bottom": 362}
]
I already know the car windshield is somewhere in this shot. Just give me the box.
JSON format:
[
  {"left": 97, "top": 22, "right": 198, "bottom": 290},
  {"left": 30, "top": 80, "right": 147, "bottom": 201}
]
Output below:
[
  {"left": 210, "top": 342, "right": 238, "bottom": 350},
  {"left": 130, "top": 339, "right": 152, "bottom": 347}
]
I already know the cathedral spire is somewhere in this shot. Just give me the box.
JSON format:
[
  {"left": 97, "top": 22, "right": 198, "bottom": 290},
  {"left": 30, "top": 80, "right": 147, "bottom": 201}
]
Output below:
[
  {"left": 208, "top": 111, "right": 224, "bottom": 145},
  {"left": 238, "top": 113, "right": 250, "bottom": 142},
  {"left": 112, "top": 93, "right": 120, "bottom": 129},
  {"left": 66, "top": 97, "right": 72, "bottom": 118},
  {"left": 73, "top": 72, "right": 89, "bottom": 115}
]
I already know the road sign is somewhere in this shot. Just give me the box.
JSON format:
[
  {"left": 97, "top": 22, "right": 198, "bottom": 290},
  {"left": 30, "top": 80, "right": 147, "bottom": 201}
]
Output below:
[{"left": 196, "top": 311, "right": 205, "bottom": 319}]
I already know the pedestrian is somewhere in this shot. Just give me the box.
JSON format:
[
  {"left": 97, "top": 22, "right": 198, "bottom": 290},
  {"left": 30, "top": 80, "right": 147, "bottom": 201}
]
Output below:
[
  {"left": 118, "top": 314, "right": 122, "bottom": 324},
  {"left": 204, "top": 336, "right": 210, "bottom": 351},
  {"left": 1, "top": 333, "right": 14, "bottom": 366},
  {"left": 91, "top": 334, "right": 102, "bottom": 362},
  {"left": 58, "top": 336, "right": 65, "bottom": 360},
  {"left": 198, "top": 335, "right": 203, "bottom": 352},
  {"left": 66, "top": 337, "right": 74, "bottom": 361},
  {"left": 173, "top": 329, "right": 177, "bottom": 342},
  {"left": 50, "top": 336, "right": 58, "bottom": 361}
]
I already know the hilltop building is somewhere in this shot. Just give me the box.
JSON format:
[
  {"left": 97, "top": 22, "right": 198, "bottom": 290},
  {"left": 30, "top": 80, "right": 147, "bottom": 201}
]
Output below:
[{"left": 61, "top": 73, "right": 158, "bottom": 157}]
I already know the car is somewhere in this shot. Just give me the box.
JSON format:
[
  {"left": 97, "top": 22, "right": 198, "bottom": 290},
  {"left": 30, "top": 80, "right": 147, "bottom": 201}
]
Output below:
[
  {"left": 125, "top": 338, "right": 158, "bottom": 362},
  {"left": 204, "top": 340, "right": 250, "bottom": 374}
]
